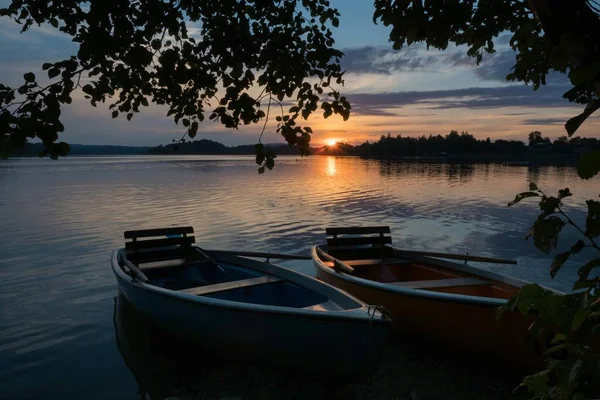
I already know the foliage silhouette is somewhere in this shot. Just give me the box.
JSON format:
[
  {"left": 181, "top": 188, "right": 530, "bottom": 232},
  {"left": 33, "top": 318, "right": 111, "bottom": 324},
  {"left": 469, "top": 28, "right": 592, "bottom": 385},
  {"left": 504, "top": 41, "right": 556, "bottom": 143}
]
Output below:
[
  {"left": 0, "top": 0, "right": 350, "bottom": 171},
  {"left": 374, "top": 0, "right": 600, "bottom": 179}
]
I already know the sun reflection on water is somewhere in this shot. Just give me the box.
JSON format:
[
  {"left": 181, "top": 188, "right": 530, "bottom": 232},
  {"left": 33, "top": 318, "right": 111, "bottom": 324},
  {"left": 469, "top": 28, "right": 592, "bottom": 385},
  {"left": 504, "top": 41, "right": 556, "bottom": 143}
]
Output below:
[{"left": 326, "top": 156, "right": 337, "bottom": 176}]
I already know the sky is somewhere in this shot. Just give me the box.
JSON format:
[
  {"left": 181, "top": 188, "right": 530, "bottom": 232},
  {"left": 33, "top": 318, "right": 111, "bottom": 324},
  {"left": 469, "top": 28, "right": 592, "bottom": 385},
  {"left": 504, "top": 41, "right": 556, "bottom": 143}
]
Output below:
[{"left": 0, "top": 0, "right": 598, "bottom": 147}]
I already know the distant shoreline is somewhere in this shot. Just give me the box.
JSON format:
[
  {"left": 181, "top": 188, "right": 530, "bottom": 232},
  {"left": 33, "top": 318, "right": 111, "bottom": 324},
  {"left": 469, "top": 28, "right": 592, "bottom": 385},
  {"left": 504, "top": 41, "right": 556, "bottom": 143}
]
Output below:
[
  {"left": 6, "top": 138, "right": 585, "bottom": 167},
  {"left": 4, "top": 152, "right": 581, "bottom": 167},
  {"left": 359, "top": 153, "right": 579, "bottom": 166}
]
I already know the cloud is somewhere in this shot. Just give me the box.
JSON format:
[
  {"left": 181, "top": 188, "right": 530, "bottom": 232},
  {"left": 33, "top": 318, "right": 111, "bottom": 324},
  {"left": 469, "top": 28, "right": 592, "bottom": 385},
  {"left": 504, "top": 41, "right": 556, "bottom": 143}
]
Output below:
[
  {"left": 473, "top": 50, "right": 517, "bottom": 82},
  {"left": 347, "top": 84, "right": 576, "bottom": 114},
  {"left": 340, "top": 44, "right": 571, "bottom": 92},
  {"left": 522, "top": 118, "right": 566, "bottom": 125},
  {"left": 341, "top": 45, "right": 474, "bottom": 75},
  {"left": 351, "top": 106, "right": 400, "bottom": 117},
  {"left": 474, "top": 48, "right": 569, "bottom": 85}
]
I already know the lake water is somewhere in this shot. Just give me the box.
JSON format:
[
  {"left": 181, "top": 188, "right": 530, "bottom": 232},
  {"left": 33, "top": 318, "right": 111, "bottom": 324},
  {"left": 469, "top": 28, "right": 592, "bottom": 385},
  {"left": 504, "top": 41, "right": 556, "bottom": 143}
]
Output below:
[{"left": 0, "top": 155, "right": 598, "bottom": 399}]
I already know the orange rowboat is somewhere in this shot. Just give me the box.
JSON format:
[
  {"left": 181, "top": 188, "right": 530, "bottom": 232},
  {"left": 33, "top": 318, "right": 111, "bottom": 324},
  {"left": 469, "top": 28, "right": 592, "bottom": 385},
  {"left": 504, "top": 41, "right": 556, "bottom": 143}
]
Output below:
[{"left": 311, "top": 226, "right": 563, "bottom": 369}]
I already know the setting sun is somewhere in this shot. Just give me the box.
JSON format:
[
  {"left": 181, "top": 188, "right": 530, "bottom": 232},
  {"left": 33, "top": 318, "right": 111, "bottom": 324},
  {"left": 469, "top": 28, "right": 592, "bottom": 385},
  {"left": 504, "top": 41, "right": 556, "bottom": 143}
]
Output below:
[{"left": 326, "top": 139, "right": 338, "bottom": 146}]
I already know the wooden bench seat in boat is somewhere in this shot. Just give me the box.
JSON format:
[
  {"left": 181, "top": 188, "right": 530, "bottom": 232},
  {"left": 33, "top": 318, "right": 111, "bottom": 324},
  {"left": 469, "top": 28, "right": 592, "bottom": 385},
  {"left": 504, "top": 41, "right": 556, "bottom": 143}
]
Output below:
[
  {"left": 179, "top": 275, "right": 283, "bottom": 296},
  {"left": 124, "top": 226, "right": 196, "bottom": 267},
  {"left": 326, "top": 226, "right": 394, "bottom": 260},
  {"left": 138, "top": 258, "right": 212, "bottom": 271},
  {"left": 390, "top": 277, "right": 490, "bottom": 289}
]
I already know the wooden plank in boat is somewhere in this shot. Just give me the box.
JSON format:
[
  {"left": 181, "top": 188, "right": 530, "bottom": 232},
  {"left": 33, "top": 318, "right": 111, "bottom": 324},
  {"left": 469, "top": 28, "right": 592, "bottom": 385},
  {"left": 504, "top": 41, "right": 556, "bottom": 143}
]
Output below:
[
  {"left": 323, "top": 258, "right": 410, "bottom": 267},
  {"left": 127, "top": 248, "right": 190, "bottom": 264},
  {"left": 180, "top": 275, "right": 284, "bottom": 296},
  {"left": 139, "top": 258, "right": 211, "bottom": 271},
  {"left": 327, "top": 236, "right": 392, "bottom": 247},
  {"left": 328, "top": 247, "right": 395, "bottom": 260},
  {"left": 390, "top": 277, "right": 490, "bottom": 289},
  {"left": 326, "top": 226, "right": 390, "bottom": 235},
  {"left": 124, "top": 226, "right": 194, "bottom": 239},
  {"left": 125, "top": 236, "right": 195, "bottom": 250}
]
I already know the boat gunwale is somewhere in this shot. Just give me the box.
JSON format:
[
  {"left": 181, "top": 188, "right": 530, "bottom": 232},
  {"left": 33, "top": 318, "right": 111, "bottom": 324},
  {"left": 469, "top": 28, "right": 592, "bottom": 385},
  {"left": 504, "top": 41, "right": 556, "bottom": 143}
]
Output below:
[
  {"left": 311, "top": 245, "right": 563, "bottom": 308},
  {"left": 112, "top": 248, "right": 388, "bottom": 324}
]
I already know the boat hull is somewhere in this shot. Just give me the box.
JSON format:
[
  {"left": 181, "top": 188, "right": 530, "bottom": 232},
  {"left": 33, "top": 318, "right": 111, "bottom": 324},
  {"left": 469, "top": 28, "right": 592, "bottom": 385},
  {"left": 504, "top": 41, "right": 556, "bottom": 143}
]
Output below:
[
  {"left": 113, "top": 254, "right": 389, "bottom": 376},
  {"left": 312, "top": 249, "right": 549, "bottom": 369}
]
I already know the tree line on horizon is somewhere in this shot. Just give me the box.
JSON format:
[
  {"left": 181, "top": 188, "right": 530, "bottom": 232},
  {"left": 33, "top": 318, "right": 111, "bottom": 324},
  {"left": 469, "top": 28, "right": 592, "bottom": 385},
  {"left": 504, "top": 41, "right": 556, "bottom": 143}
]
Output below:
[
  {"left": 323, "top": 130, "right": 600, "bottom": 158},
  {"left": 10, "top": 130, "right": 600, "bottom": 158}
]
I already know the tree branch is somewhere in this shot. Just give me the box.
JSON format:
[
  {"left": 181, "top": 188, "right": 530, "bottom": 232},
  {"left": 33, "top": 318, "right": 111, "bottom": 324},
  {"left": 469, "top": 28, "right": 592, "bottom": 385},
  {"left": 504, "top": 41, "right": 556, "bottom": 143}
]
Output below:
[
  {"left": 557, "top": 204, "right": 600, "bottom": 251},
  {"left": 258, "top": 94, "right": 271, "bottom": 144}
]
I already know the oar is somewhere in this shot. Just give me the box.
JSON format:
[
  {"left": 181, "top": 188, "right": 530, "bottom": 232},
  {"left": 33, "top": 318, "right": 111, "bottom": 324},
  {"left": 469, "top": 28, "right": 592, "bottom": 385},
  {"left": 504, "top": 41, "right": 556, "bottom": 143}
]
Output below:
[
  {"left": 394, "top": 249, "right": 517, "bottom": 265},
  {"left": 194, "top": 247, "right": 227, "bottom": 273},
  {"left": 119, "top": 256, "right": 150, "bottom": 283},
  {"left": 203, "top": 249, "right": 311, "bottom": 260}
]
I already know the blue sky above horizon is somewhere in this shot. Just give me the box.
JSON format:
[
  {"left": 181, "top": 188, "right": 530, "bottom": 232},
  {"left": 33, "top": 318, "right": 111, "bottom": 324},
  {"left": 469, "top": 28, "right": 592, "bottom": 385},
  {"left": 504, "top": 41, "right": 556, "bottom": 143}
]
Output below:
[{"left": 1, "top": 0, "right": 598, "bottom": 147}]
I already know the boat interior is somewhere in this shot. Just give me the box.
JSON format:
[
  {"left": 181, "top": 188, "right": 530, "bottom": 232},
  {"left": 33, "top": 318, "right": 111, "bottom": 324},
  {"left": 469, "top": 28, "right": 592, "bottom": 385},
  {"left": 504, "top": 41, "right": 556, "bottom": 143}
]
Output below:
[
  {"left": 118, "top": 227, "right": 343, "bottom": 311},
  {"left": 319, "top": 226, "right": 519, "bottom": 300}
]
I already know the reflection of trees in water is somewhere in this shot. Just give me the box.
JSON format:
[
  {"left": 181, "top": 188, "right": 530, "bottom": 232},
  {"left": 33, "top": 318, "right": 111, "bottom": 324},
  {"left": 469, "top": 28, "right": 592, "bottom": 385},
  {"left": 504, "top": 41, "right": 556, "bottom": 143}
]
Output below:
[
  {"left": 527, "top": 166, "right": 542, "bottom": 185},
  {"left": 447, "top": 164, "right": 474, "bottom": 182},
  {"left": 375, "top": 160, "right": 474, "bottom": 183},
  {"left": 481, "top": 163, "right": 490, "bottom": 179},
  {"left": 526, "top": 165, "right": 577, "bottom": 185}
]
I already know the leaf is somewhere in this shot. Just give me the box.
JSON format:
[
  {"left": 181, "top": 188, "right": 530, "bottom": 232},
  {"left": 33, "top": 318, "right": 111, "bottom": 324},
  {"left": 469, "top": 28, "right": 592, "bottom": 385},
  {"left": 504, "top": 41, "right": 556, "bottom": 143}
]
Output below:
[
  {"left": 42, "top": 63, "right": 52, "bottom": 70},
  {"left": 550, "top": 333, "right": 567, "bottom": 344},
  {"left": 508, "top": 191, "right": 539, "bottom": 207},
  {"left": 507, "top": 283, "right": 549, "bottom": 316},
  {"left": 585, "top": 200, "right": 600, "bottom": 237},
  {"left": 558, "top": 188, "right": 572, "bottom": 199},
  {"left": 571, "top": 310, "right": 590, "bottom": 332},
  {"left": 551, "top": 251, "right": 571, "bottom": 278},
  {"left": 182, "top": 118, "right": 190, "bottom": 127},
  {"left": 578, "top": 258, "right": 600, "bottom": 280},
  {"left": 529, "top": 182, "right": 538, "bottom": 191},
  {"left": 527, "top": 216, "right": 565, "bottom": 253},
  {"left": 576, "top": 150, "right": 600, "bottom": 180},
  {"left": 539, "top": 196, "right": 561, "bottom": 215},
  {"left": 126, "top": 113, "right": 133, "bottom": 121},
  {"left": 572, "top": 278, "right": 597, "bottom": 290},
  {"left": 151, "top": 39, "right": 162, "bottom": 51},
  {"left": 566, "top": 100, "right": 600, "bottom": 136},
  {"left": 568, "top": 358, "right": 584, "bottom": 390},
  {"left": 543, "top": 342, "right": 576, "bottom": 356},
  {"left": 111, "top": 110, "right": 118, "bottom": 119},
  {"left": 258, "top": 166, "right": 265, "bottom": 174},
  {"left": 406, "top": 27, "right": 418, "bottom": 45},
  {"left": 82, "top": 84, "right": 94, "bottom": 95},
  {"left": 189, "top": 121, "right": 198, "bottom": 139},
  {"left": 23, "top": 72, "right": 35, "bottom": 82},
  {"left": 255, "top": 150, "right": 265, "bottom": 166},
  {"left": 555, "top": 241, "right": 586, "bottom": 279},
  {"left": 48, "top": 68, "right": 60, "bottom": 79},
  {"left": 517, "top": 370, "right": 549, "bottom": 394},
  {"left": 265, "top": 157, "right": 275, "bottom": 170}
]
